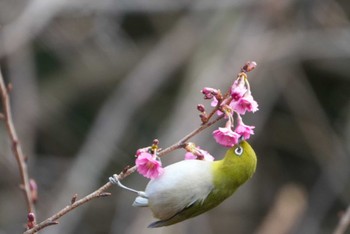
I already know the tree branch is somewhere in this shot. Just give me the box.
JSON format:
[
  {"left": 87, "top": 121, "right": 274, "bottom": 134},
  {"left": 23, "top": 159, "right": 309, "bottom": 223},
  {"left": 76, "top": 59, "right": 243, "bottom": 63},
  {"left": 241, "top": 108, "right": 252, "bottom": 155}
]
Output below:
[
  {"left": 333, "top": 205, "right": 350, "bottom": 234},
  {"left": 0, "top": 68, "right": 35, "bottom": 214},
  {"left": 23, "top": 182, "right": 113, "bottom": 234}
]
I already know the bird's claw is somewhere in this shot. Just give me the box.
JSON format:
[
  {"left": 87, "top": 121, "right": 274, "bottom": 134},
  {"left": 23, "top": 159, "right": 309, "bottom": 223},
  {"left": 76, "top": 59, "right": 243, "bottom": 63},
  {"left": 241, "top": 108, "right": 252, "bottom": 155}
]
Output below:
[
  {"left": 109, "top": 174, "right": 119, "bottom": 185},
  {"left": 108, "top": 174, "right": 147, "bottom": 198}
]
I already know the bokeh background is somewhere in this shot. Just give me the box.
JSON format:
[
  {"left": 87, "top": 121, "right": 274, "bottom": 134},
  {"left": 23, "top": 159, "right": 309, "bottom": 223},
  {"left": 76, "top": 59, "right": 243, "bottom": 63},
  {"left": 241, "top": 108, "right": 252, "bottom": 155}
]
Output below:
[{"left": 0, "top": 0, "right": 350, "bottom": 233}]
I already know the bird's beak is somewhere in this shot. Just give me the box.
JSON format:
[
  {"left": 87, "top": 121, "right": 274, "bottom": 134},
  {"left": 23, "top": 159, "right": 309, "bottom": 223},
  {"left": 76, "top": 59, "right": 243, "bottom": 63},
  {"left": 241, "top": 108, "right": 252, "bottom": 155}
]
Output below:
[{"left": 238, "top": 136, "right": 245, "bottom": 143}]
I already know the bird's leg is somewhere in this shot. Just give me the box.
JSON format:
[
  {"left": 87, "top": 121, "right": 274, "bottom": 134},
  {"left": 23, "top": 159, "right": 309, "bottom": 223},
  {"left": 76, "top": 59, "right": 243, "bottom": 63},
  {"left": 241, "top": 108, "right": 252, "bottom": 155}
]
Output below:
[{"left": 109, "top": 174, "right": 148, "bottom": 198}]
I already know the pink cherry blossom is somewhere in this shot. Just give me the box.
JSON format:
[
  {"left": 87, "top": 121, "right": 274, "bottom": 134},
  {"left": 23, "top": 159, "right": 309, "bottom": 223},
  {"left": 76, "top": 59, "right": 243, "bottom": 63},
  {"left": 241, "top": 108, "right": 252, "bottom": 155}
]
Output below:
[
  {"left": 211, "top": 96, "right": 218, "bottom": 107},
  {"left": 213, "top": 127, "right": 240, "bottom": 147},
  {"left": 235, "top": 121, "right": 255, "bottom": 140},
  {"left": 184, "top": 152, "right": 197, "bottom": 160},
  {"left": 136, "top": 147, "right": 150, "bottom": 156},
  {"left": 230, "top": 94, "right": 258, "bottom": 115},
  {"left": 210, "top": 97, "right": 224, "bottom": 116},
  {"left": 135, "top": 152, "right": 164, "bottom": 179},
  {"left": 201, "top": 87, "right": 219, "bottom": 99},
  {"left": 197, "top": 148, "right": 215, "bottom": 161},
  {"left": 185, "top": 147, "right": 214, "bottom": 161},
  {"left": 230, "top": 80, "right": 247, "bottom": 102}
]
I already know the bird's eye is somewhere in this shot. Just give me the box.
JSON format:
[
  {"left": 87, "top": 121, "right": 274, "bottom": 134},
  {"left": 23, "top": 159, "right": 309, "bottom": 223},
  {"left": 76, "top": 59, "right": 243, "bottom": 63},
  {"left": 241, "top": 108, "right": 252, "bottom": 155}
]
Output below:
[{"left": 235, "top": 146, "right": 243, "bottom": 156}]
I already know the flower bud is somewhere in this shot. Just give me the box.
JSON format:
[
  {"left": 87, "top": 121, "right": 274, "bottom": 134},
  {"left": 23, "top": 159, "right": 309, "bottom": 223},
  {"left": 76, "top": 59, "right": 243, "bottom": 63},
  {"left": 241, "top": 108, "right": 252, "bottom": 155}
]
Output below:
[
  {"left": 197, "top": 104, "right": 206, "bottom": 113},
  {"left": 27, "top": 212, "right": 36, "bottom": 229},
  {"left": 201, "top": 87, "right": 218, "bottom": 99},
  {"left": 27, "top": 213, "right": 35, "bottom": 222},
  {"left": 199, "top": 113, "right": 208, "bottom": 123},
  {"left": 241, "top": 61, "right": 257, "bottom": 73},
  {"left": 152, "top": 139, "right": 159, "bottom": 146}
]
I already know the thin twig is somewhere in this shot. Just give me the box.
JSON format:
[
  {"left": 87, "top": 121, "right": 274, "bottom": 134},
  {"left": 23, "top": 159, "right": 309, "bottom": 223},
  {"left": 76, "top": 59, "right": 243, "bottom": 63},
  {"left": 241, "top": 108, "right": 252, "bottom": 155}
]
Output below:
[
  {"left": 333, "top": 205, "right": 350, "bottom": 234},
  {"left": 23, "top": 182, "right": 113, "bottom": 234},
  {"left": 0, "top": 69, "right": 35, "bottom": 214}
]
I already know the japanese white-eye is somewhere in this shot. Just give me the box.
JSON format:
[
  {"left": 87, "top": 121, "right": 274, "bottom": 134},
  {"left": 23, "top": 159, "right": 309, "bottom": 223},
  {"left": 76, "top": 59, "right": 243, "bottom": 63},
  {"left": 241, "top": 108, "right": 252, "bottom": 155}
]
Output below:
[{"left": 109, "top": 140, "right": 257, "bottom": 228}]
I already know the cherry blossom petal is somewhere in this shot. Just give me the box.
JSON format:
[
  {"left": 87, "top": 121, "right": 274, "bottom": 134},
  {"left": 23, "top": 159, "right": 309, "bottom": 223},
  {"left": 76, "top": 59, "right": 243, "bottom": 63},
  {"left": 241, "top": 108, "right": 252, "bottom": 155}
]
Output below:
[
  {"left": 135, "top": 152, "right": 164, "bottom": 179},
  {"left": 213, "top": 127, "right": 240, "bottom": 147}
]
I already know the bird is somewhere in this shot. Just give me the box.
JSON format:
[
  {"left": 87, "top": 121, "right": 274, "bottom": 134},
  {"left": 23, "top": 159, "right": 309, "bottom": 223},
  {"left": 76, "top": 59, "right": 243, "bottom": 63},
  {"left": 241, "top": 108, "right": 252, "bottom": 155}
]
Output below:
[{"left": 109, "top": 139, "right": 257, "bottom": 228}]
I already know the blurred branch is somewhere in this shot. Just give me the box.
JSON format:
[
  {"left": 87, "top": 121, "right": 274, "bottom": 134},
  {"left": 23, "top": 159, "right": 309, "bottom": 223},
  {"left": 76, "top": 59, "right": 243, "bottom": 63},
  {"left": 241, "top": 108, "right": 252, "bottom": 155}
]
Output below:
[
  {"left": 0, "top": 0, "right": 69, "bottom": 57},
  {"left": 0, "top": 69, "right": 35, "bottom": 214},
  {"left": 273, "top": 65, "right": 350, "bottom": 234},
  {"left": 38, "top": 46, "right": 141, "bottom": 128},
  {"left": 255, "top": 184, "right": 307, "bottom": 234},
  {"left": 0, "top": 0, "right": 251, "bottom": 59},
  {"left": 333, "top": 205, "right": 350, "bottom": 234}
]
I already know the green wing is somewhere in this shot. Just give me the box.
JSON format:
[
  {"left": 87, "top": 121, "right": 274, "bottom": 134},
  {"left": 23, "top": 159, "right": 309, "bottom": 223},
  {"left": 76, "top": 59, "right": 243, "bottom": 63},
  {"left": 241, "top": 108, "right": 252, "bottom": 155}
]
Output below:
[{"left": 148, "top": 187, "right": 235, "bottom": 228}]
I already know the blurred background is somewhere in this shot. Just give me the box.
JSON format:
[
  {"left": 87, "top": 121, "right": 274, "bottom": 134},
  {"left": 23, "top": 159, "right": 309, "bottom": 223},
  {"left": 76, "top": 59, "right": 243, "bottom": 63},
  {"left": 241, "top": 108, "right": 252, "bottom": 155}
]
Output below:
[{"left": 0, "top": 0, "right": 350, "bottom": 233}]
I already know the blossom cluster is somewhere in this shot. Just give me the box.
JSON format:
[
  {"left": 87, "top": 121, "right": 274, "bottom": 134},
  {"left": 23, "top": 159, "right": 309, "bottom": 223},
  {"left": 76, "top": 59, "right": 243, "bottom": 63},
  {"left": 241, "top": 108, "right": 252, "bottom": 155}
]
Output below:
[
  {"left": 205, "top": 69, "right": 258, "bottom": 147},
  {"left": 134, "top": 62, "right": 258, "bottom": 179}
]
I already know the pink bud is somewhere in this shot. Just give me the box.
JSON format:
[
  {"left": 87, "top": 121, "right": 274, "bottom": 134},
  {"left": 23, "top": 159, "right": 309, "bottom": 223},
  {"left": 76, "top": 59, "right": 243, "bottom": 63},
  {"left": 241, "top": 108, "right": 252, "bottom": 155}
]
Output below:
[
  {"left": 242, "top": 61, "right": 257, "bottom": 73},
  {"left": 199, "top": 113, "right": 208, "bottom": 123},
  {"left": 27, "top": 212, "right": 36, "bottom": 229},
  {"left": 27, "top": 213, "right": 35, "bottom": 222},
  {"left": 152, "top": 139, "right": 159, "bottom": 146},
  {"left": 197, "top": 104, "right": 206, "bottom": 113},
  {"left": 201, "top": 87, "right": 218, "bottom": 99}
]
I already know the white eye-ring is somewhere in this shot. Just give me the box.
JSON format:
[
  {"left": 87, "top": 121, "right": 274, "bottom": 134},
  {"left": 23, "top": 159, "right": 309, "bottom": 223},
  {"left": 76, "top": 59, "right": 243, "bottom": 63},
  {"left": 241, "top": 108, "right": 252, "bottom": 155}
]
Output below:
[{"left": 235, "top": 146, "right": 243, "bottom": 156}]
